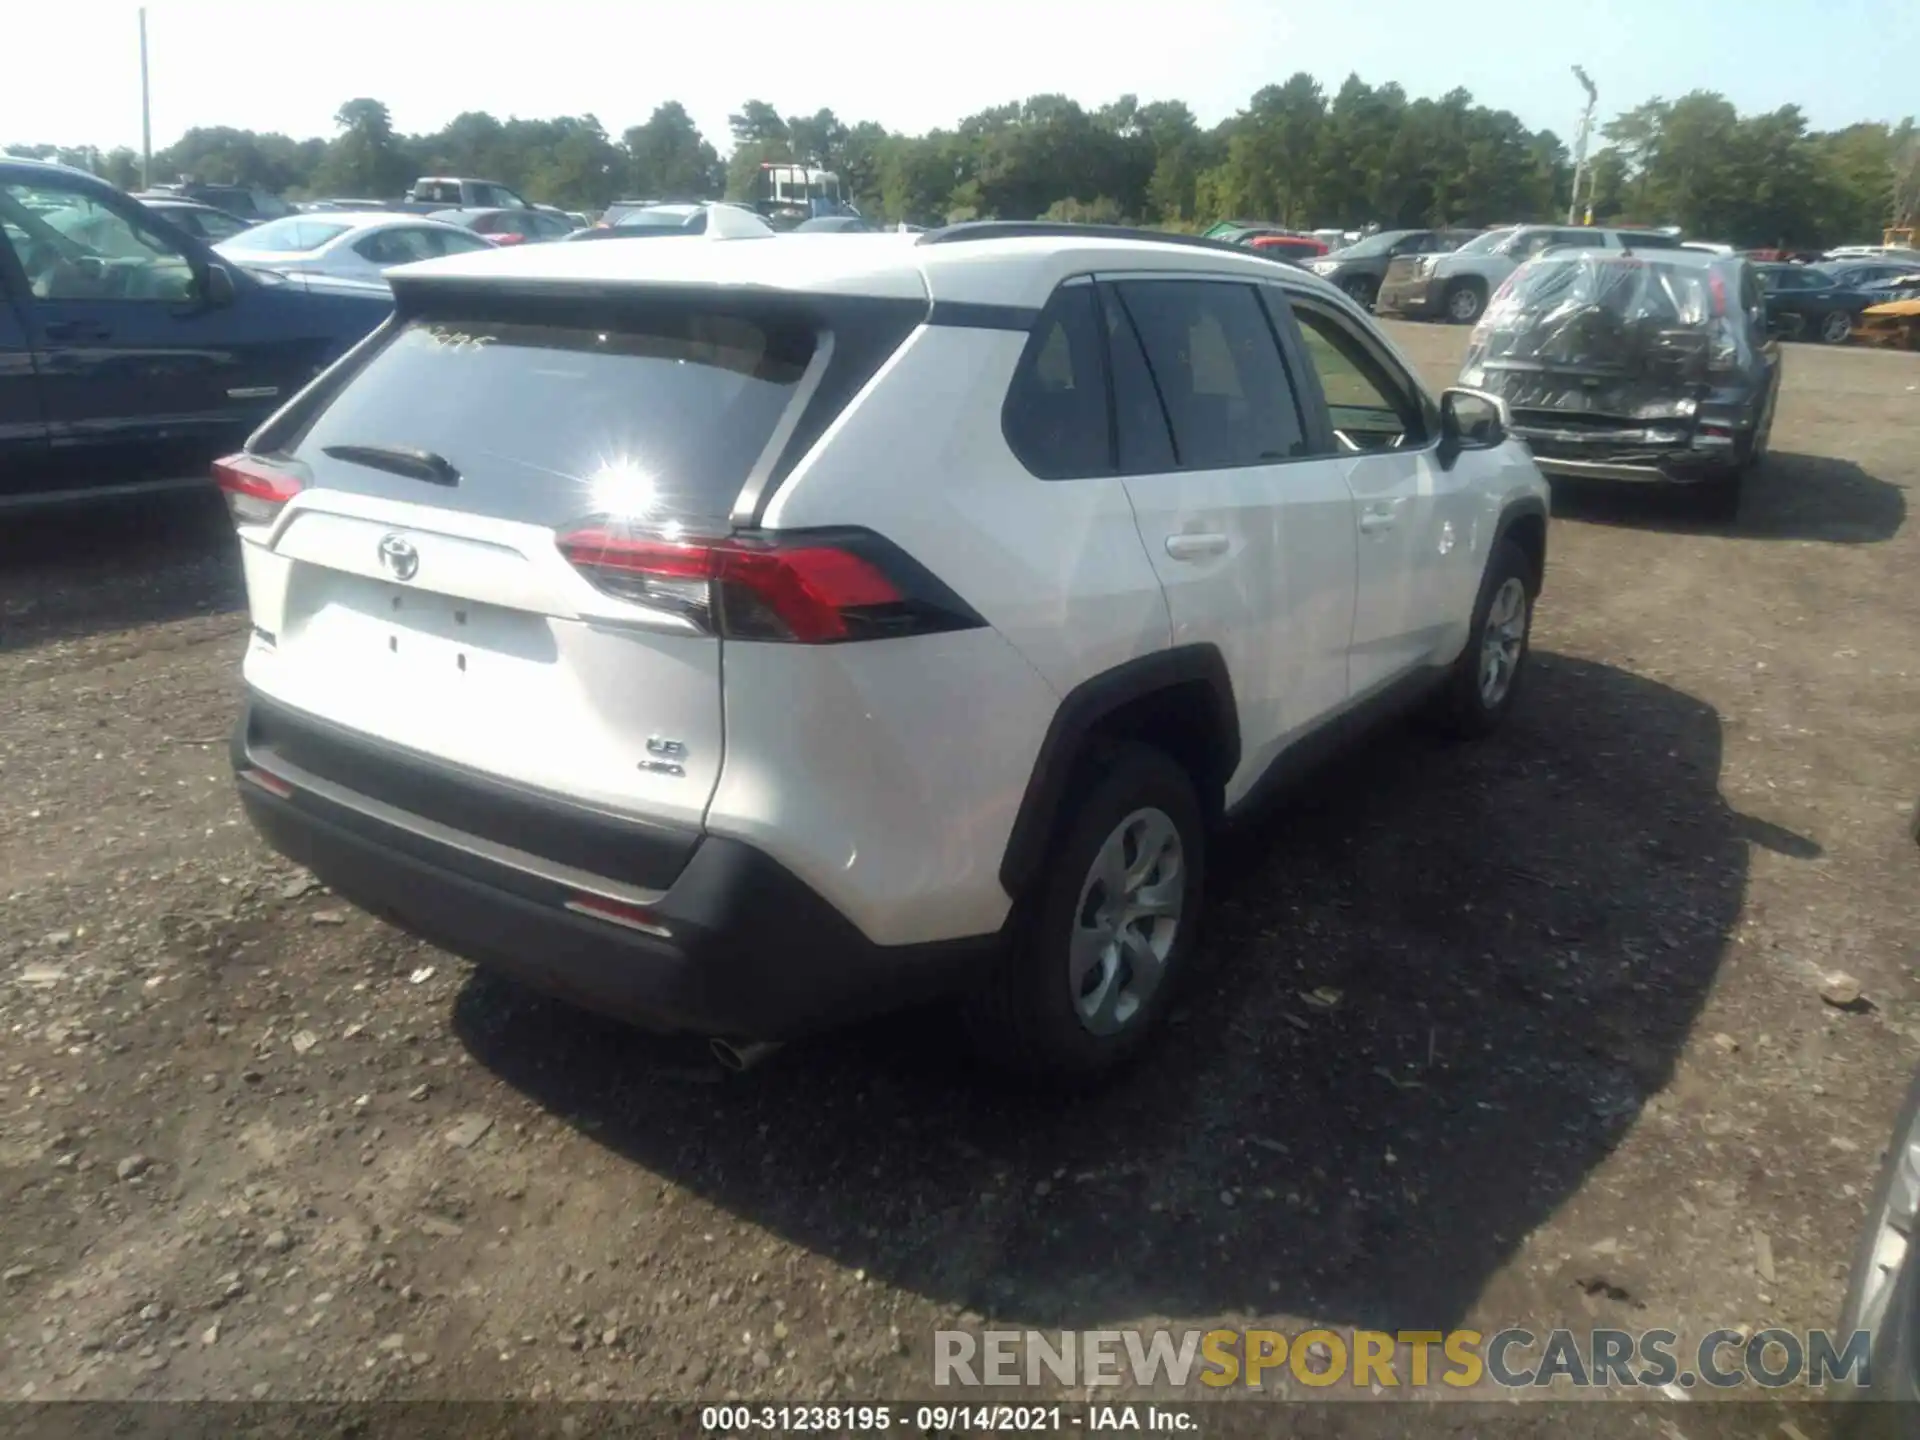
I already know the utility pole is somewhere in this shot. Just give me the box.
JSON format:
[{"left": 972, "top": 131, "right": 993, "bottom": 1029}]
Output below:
[
  {"left": 1566, "top": 65, "right": 1598, "bottom": 226},
  {"left": 139, "top": 7, "right": 152, "bottom": 189}
]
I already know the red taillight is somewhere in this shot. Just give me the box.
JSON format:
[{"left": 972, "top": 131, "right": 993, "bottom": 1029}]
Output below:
[
  {"left": 555, "top": 524, "right": 978, "bottom": 644},
  {"left": 1708, "top": 272, "right": 1728, "bottom": 317},
  {"left": 213, "top": 453, "right": 303, "bottom": 527},
  {"left": 493, "top": 233, "right": 527, "bottom": 246}
]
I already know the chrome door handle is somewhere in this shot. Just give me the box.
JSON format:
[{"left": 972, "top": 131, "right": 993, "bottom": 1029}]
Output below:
[
  {"left": 1358, "top": 508, "right": 1397, "bottom": 536},
  {"left": 1164, "top": 532, "right": 1229, "bottom": 561}
]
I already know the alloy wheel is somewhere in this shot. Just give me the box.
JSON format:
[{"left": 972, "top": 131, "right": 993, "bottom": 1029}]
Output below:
[
  {"left": 1479, "top": 577, "right": 1528, "bottom": 707},
  {"left": 1069, "top": 807, "right": 1184, "bottom": 1036}
]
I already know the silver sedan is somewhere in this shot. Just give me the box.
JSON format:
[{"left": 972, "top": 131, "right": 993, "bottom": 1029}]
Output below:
[{"left": 215, "top": 211, "right": 497, "bottom": 284}]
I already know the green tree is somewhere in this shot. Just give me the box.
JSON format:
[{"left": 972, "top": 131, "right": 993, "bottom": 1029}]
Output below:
[
  {"left": 622, "top": 103, "right": 720, "bottom": 200},
  {"left": 725, "top": 99, "right": 792, "bottom": 199},
  {"left": 313, "top": 98, "right": 409, "bottom": 197}
]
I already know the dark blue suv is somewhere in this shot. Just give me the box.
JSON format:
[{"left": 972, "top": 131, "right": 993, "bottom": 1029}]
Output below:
[{"left": 0, "top": 158, "right": 393, "bottom": 510}]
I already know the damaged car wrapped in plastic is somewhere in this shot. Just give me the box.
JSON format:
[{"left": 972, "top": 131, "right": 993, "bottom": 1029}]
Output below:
[{"left": 1456, "top": 246, "right": 1781, "bottom": 517}]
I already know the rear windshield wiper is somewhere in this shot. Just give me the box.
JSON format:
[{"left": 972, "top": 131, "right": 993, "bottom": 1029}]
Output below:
[{"left": 320, "top": 443, "right": 461, "bottom": 487}]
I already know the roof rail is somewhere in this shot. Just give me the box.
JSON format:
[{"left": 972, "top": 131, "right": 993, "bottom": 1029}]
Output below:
[{"left": 915, "top": 220, "right": 1288, "bottom": 262}]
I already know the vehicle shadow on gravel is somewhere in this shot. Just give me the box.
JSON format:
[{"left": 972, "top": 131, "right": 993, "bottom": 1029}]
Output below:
[
  {"left": 452, "top": 651, "right": 1820, "bottom": 1335},
  {"left": 0, "top": 491, "right": 240, "bottom": 653},
  {"left": 1549, "top": 452, "right": 1905, "bottom": 544}
]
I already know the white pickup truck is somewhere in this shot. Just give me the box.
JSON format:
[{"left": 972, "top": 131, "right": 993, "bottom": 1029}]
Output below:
[{"left": 397, "top": 177, "right": 533, "bottom": 213}]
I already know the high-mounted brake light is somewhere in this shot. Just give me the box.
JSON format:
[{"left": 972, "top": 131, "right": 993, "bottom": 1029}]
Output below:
[
  {"left": 555, "top": 524, "right": 983, "bottom": 644},
  {"left": 213, "top": 453, "right": 303, "bottom": 527}
]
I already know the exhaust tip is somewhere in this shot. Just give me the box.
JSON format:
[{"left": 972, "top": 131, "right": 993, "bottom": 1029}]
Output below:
[{"left": 709, "top": 1038, "right": 783, "bottom": 1073}]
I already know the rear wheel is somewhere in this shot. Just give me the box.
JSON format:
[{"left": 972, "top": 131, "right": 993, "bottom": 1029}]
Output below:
[
  {"left": 1444, "top": 279, "right": 1487, "bottom": 325},
  {"left": 1430, "top": 540, "right": 1533, "bottom": 739},
  {"left": 1342, "top": 275, "right": 1379, "bottom": 309},
  {"left": 963, "top": 744, "right": 1205, "bottom": 1081},
  {"left": 1819, "top": 310, "right": 1854, "bottom": 344}
]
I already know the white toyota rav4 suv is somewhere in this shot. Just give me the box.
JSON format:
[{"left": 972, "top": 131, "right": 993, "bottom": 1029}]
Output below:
[{"left": 220, "top": 219, "right": 1549, "bottom": 1080}]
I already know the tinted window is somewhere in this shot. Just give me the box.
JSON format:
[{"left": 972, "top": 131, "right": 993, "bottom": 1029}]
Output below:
[
  {"left": 289, "top": 309, "right": 816, "bottom": 526},
  {"left": 1099, "top": 286, "right": 1175, "bottom": 474},
  {"left": 0, "top": 179, "right": 199, "bottom": 302},
  {"left": 1115, "top": 280, "right": 1307, "bottom": 470},
  {"left": 1002, "top": 285, "right": 1110, "bottom": 480},
  {"left": 1289, "top": 302, "right": 1425, "bottom": 454}
]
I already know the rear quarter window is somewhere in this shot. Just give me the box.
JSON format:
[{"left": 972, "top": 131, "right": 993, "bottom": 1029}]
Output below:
[{"left": 1001, "top": 286, "right": 1111, "bottom": 480}]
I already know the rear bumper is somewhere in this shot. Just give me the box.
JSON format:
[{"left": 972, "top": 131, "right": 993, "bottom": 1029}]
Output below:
[
  {"left": 232, "top": 697, "right": 997, "bottom": 1040},
  {"left": 1513, "top": 424, "right": 1751, "bottom": 486}
]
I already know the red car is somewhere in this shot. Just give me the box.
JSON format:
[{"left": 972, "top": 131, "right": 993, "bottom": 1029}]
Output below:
[{"left": 1247, "top": 233, "right": 1331, "bottom": 264}]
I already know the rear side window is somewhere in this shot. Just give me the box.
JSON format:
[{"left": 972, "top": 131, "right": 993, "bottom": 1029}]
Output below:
[
  {"left": 1002, "top": 286, "right": 1111, "bottom": 480},
  {"left": 286, "top": 309, "right": 816, "bottom": 526},
  {"left": 1115, "top": 280, "right": 1308, "bottom": 469}
]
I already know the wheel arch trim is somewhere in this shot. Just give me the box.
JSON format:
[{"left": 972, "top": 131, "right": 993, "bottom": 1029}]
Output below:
[{"left": 997, "top": 645, "right": 1239, "bottom": 899}]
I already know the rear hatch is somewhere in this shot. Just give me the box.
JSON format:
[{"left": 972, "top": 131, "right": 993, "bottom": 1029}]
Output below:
[
  {"left": 231, "top": 286, "right": 821, "bottom": 837},
  {"left": 1460, "top": 254, "right": 1741, "bottom": 438}
]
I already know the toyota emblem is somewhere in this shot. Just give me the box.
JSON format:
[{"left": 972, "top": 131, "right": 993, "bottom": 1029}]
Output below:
[{"left": 378, "top": 533, "right": 420, "bottom": 582}]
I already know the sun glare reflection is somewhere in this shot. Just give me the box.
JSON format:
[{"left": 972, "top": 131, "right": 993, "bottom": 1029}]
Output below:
[{"left": 588, "top": 459, "right": 658, "bottom": 521}]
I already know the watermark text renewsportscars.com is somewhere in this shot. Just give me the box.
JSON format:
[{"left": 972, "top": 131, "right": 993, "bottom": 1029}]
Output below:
[{"left": 933, "top": 1327, "right": 1875, "bottom": 1391}]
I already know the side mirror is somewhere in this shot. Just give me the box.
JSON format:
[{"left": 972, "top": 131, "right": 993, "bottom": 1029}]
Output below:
[
  {"left": 202, "top": 262, "right": 236, "bottom": 308},
  {"left": 1438, "top": 386, "right": 1509, "bottom": 467}
]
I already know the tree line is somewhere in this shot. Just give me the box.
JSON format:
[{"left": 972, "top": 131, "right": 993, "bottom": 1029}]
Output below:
[{"left": 9, "top": 75, "right": 1918, "bottom": 248}]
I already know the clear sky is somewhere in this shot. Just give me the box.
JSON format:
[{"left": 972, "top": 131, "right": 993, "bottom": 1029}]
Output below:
[{"left": 8, "top": 0, "right": 1917, "bottom": 156}]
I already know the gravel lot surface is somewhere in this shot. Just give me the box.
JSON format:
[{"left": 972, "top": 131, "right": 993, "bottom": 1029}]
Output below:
[{"left": 1, "top": 324, "right": 1915, "bottom": 1418}]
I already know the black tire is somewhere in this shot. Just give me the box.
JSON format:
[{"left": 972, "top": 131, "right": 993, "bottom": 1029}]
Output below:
[
  {"left": 1342, "top": 275, "right": 1379, "bottom": 309},
  {"left": 1819, "top": 309, "right": 1854, "bottom": 345},
  {"left": 962, "top": 744, "right": 1205, "bottom": 1082},
  {"left": 1443, "top": 278, "right": 1487, "bottom": 325},
  {"left": 1429, "top": 538, "right": 1534, "bottom": 739}
]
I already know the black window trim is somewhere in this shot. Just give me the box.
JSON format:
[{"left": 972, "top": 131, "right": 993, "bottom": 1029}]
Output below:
[
  {"left": 1097, "top": 280, "right": 1178, "bottom": 473},
  {"left": 1272, "top": 286, "right": 1440, "bottom": 458}
]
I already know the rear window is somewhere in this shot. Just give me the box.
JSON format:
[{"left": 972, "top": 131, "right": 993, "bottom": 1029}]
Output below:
[
  {"left": 286, "top": 310, "right": 817, "bottom": 526},
  {"left": 1498, "top": 257, "right": 1713, "bottom": 327},
  {"left": 617, "top": 207, "right": 700, "bottom": 230},
  {"left": 226, "top": 217, "right": 351, "bottom": 252}
]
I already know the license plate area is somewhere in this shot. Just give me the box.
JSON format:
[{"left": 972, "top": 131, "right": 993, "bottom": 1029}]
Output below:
[{"left": 285, "top": 569, "right": 557, "bottom": 682}]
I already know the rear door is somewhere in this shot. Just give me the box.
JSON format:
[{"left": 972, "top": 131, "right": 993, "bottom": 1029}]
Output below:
[
  {"left": 240, "top": 294, "right": 821, "bottom": 828},
  {"left": 1106, "top": 275, "right": 1357, "bottom": 795},
  {"left": 1282, "top": 291, "right": 1476, "bottom": 694}
]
